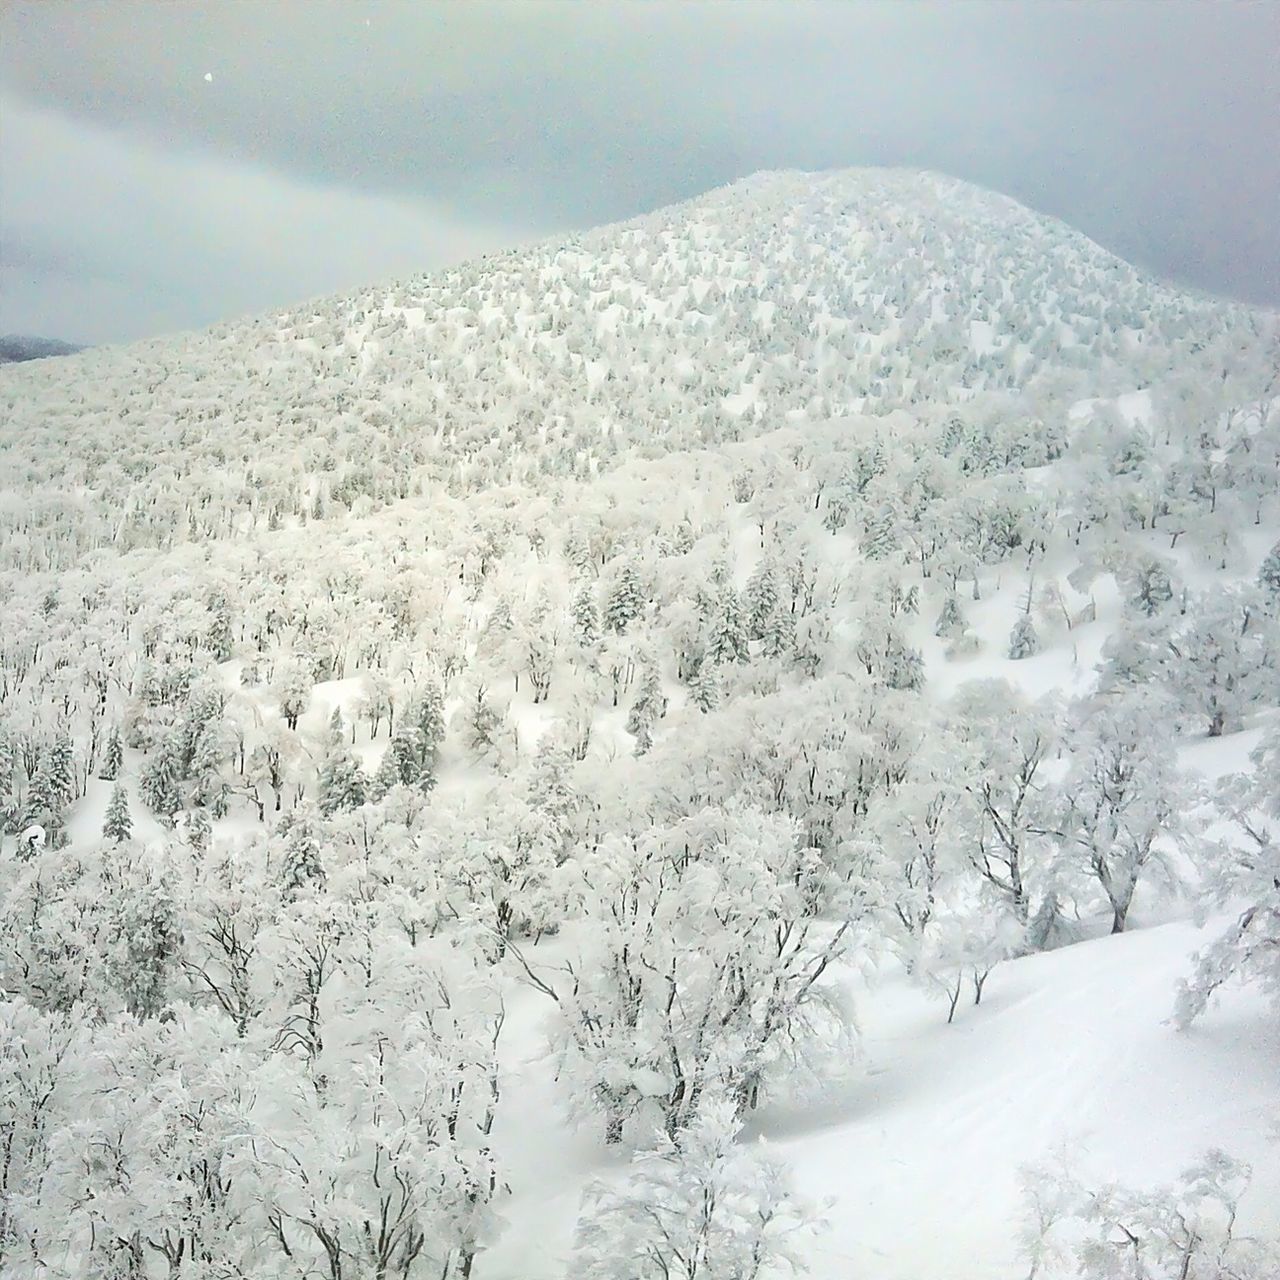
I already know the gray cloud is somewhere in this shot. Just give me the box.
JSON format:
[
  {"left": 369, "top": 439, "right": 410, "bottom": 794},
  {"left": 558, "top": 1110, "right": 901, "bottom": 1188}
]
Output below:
[
  {"left": 2, "top": 0, "right": 1277, "bottom": 343},
  {"left": 0, "top": 92, "right": 533, "bottom": 345}
]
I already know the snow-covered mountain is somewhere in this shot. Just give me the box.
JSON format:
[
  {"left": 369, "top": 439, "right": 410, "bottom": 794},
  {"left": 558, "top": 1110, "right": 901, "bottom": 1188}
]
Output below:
[
  {"left": 1, "top": 168, "right": 1273, "bottom": 570},
  {"left": 1, "top": 170, "right": 1278, "bottom": 1279},
  {"left": 0, "top": 333, "right": 85, "bottom": 364}
]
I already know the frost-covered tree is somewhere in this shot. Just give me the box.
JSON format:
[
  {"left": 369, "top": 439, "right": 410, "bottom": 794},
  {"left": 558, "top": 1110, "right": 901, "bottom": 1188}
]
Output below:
[
  {"left": 688, "top": 661, "right": 720, "bottom": 713},
  {"left": 104, "top": 852, "right": 183, "bottom": 1018},
  {"left": 1052, "top": 692, "right": 1202, "bottom": 933},
  {"left": 858, "top": 729, "right": 1017, "bottom": 1017},
  {"left": 1166, "top": 588, "right": 1276, "bottom": 736},
  {"left": 604, "top": 561, "right": 645, "bottom": 635},
  {"left": 1021, "top": 1149, "right": 1277, "bottom": 1280},
  {"left": 758, "top": 596, "right": 796, "bottom": 660},
  {"left": 705, "top": 585, "right": 750, "bottom": 666},
  {"left": 358, "top": 670, "right": 396, "bottom": 739},
  {"left": 0, "top": 1000, "right": 91, "bottom": 1263},
  {"left": 862, "top": 503, "right": 897, "bottom": 560},
  {"left": 366, "top": 682, "right": 444, "bottom": 793},
  {"left": 859, "top": 745, "right": 967, "bottom": 963},
  {"left": 854, "top": 609, "right": 924, "bottom": 691},
  {"left": 318, "top": 740, "right": 367, "bottom": 815},
  {"left": 139, "top": 739, "right": 184, "bottom": 824},
  {"left": 1128, "top": 555, "right": 1176, "bottom": 617},
  {"left": 184, "top": 804, "right": 213, "bottom": 854},
  {"left": 0, "top": 729, "right": 15, "bottom": 824},
  {"left": 527, "top": 733, "right": 580, "bottom": 862},
  {"left": 387, "top": 725, "right": 426, "bottom": 789},
  {"left": 1008, "top": 611, "right": 1040, "bottom": 660},
  {"left": 458, "top": 683, "right": 505, "bottom": 766},
  {"left": 1259, "top": 539, "right": 1280, "bottom": 601},
  {"left": 1177, "top": 721, "right": 1280, "bottom": 1026},
  {"left": 43, "top": 731, "right": 76, "bottom": 806},
  {"left": 744, "top": 556, "right": 780, "bottom": 641},
  {"left": 278, "top": 808, "right": 326, "bottom": 900},
  {"left": 247, "top": 723, "right": 304, "bottom": 818},
  {"left": 249, "top": 934, "right": 506, "bottom": 1280},
  {"left": 556, "top": 806, "right": 852, "bottom": 1144},
  {"left": 572, "top": 584, "right": 601, "bottom": 648},
  {"left": 21, "top": 734, "right": 75, "bottom": 845},
  {"left": 934, "top": 592, "right": 965, "bottom": 638},
  {"left": 98, "top": 723, "right": 124, "bottom": 781},
  {"left": 626, "top": 653, "right": 669, "bottom": 755},
  {"left": 276, "top": 659, "right": 314, "bottom": 731},
  {"left": 102, "top": 782, "right": 133, "bottom": 843},
  {"left": 573, "top": 1098, "right": 820, "bottom": 1280},
  {"left": 368, "top": 734, "right": 408, "bottom": 802},
  {"left": 952, "top": 681, "right": 1058, "bottom": 938}
]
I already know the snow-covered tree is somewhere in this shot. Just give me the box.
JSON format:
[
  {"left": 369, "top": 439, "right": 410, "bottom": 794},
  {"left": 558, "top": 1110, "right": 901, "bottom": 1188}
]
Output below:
[
  {"left": 276, "top": 658, "right": 314, "bottom": 731},
  {"left": 104, "top": 850, "right": 183, "bottom": 1018},
  {"left": 458, "top": 683, "right": 505, "bottom": 766},
  {"left": 1008, "top": 611, "right": 1040, "bottom": 660},
  {"left": 556, "top": 806, "right": 853, "bottom": 1144},
  {"left": 854, "top": 608, "right": 924, "bottom": 690},
  {"left": 572, "top": 584, "right": 601, "bottom": 648},
  {"left": 626, "top": 652, "right": 669, "bottom": 754},
  {"left": 862, "top": 503, "right": 898, "bottom": 560},
  {"left": 705, "top": 585, "right": 750, "bottom": 666},
  {"left": 1052, "top": 692, "right": 1202, "bottom": 933},
  {"left": 574, "top": 1098, "right": 820, "bottom": 1280},
  {"left": 249, "top": 934, "right": 506, "bottom": 1280},
  {"left": 1166, "top": 587, "right": 1276, "bottom": 736},
  {"left": 1177, "top": 721, "right": 1280, "bottom": 1026},
  {"left": 98, "top": 723, "right": 124, "bottom": 781},
  {"left": 102, "top": 782, "right": 133, "bottom": 843},
  {"left": 1257, "top": 538, "right": 1280, "bottom": 601},
  {"left": 1021, "top": 1149, "right": 1277, "bottom": 1280},
  {"left": 1128, "top": 555, "right": 1176, "bottom": 617},
  {"left": 744, "top": 555, "right": 781, "bottom": 641},
  {"left": 604, "top": 561, "right": 646, "bottom": 635},
  {"left": 318, "top": 744, "right": 367, "bottom": 815},
  {"left": 934, "top": 592, "right": 965, "bottom": 638},
  {"left": 139, "top": 738, "right": 184, "bottom": 823},
  {"left": 688, "top": 661, "right": 720, "bottom": 713},
  {"left": 952, "top": 681, "right": 1058, "bottom": 939},
  {"left": 21, "top": 738, "right": 74, "bottom": 846}
]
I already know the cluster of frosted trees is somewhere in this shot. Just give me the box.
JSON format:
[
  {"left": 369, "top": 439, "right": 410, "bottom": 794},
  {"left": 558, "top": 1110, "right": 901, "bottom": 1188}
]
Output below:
[{"left": 6, "top": 679, "right": 1280, "bottom": 1275}]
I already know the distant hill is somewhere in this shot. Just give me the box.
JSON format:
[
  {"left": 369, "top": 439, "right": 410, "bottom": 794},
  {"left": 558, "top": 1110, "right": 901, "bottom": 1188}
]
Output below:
[{"left": 0, "top": 334, "right": 85, "bottom": 364}]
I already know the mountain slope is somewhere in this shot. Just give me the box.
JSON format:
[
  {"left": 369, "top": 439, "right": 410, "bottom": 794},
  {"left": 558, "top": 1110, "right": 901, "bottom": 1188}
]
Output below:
[{"left": 0, "top": 168, "right": 1274, "bottom": 572}]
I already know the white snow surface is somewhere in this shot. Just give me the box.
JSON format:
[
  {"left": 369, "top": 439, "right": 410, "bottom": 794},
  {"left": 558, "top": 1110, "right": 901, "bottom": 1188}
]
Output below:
[{"left": 483, "top": 916, "right": 1280, "bottom": 1280}]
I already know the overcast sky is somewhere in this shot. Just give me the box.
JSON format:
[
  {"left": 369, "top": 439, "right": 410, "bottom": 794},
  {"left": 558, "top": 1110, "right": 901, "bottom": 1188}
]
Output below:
[{"left": 1, "top": 1, "right": 1277, "bottom": 346}]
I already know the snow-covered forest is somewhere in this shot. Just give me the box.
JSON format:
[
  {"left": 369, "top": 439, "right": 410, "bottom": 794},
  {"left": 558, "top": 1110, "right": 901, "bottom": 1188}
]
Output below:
[{"left": 2, "top": 168, "right": 1279, "bottom": 1278}]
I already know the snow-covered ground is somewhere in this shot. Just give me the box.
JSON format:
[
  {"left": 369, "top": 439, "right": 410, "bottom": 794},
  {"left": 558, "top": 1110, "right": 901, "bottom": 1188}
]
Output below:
[{"left": 478, "top": 911, "right": 1279, "bottom": 1280}]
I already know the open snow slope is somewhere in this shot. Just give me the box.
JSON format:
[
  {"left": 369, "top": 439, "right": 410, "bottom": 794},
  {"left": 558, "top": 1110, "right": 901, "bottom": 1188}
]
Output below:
[{"left": 483, "top": 917, "right": 1280, "bottom": 1280}]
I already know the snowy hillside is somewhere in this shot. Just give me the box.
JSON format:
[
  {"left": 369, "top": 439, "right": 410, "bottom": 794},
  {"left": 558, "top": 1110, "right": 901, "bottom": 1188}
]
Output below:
[{"left": 1, "top": 169, "right": 1279, "bottom": 1279}]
